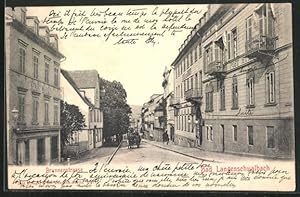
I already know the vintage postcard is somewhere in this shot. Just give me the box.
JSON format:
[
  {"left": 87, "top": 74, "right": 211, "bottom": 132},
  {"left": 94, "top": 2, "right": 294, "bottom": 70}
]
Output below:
[{"left": 5, "top": 3, "right": 295, "bottom": 191}]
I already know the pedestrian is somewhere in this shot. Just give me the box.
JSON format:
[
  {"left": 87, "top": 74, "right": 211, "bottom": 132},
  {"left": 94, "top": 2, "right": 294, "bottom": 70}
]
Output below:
[{"left": 163, "top": 130, "right": 169, "bottom": 145}]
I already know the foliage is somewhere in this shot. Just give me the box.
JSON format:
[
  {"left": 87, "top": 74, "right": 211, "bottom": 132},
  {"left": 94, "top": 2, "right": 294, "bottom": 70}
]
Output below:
[
  {"left": 99, "top": 78, "right": 132, "bottom": 141},
  {"left": 60, "top": 100, "right": 86, "bottom": 151}
]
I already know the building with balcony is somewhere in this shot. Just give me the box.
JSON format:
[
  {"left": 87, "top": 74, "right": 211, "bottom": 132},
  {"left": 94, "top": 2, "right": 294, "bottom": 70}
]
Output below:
[
  {"left": 60, "top": 69, "right": 104, "bottom": 157},
  {"left": 171, "top": 3, "right": 294, "bottom": 158},
  {"left": 5, "top": 7, "right": 65, "bottom": 165}
]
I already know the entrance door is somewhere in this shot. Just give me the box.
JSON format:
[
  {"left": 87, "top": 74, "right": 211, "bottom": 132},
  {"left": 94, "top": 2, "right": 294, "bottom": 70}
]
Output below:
[
  {"left": 196, "top": 123, "right": 203, "bottom": 146},
  {"left": 37, "top": 138, "right": 45, "bottom": 164},
  {"left": 51, "top": 136, "right": 58, "bottom": 161},
  {"left": 93, "top": 126, "right": 97, "bottom": 148},
  {"left": 221, "top": 124, "right": 225, "bottom": 152},
  {"left": 170, "top": 126, "right": 175, "bottom": 142}
]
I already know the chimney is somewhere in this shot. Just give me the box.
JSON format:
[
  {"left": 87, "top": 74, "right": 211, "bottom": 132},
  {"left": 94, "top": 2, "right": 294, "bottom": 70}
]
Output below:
[
  {"left": 50, "top": 34, "right": 58, "bottom": 49},
  {"left": 26, "top": 16, "right": 39, "bottom": 35},
  {"left": 39, "top": 26, "right": 50, "bottom": 43}
]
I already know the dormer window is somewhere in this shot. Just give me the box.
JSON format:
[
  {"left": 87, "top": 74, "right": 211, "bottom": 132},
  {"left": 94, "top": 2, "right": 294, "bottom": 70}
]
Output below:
[
  {"left": 34, "top": 20, "right": 39, "bottom": 35},
  {"left": 46, "top": 29, "right": 50, "bottom": 42},
  {"left": 21, "top": 9, "right": 26, "bottom": 24}
]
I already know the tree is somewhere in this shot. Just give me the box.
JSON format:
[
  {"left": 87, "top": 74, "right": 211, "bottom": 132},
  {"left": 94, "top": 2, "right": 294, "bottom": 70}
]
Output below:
[
  {"left": 60, "top": 100, "right": 86, "bottom": 153},
  {"left": 99, "top": 78, "right": 132, "bottom": 144}
]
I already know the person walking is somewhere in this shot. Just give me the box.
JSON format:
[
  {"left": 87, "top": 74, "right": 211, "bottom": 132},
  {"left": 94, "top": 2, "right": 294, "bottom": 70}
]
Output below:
[{"left": 163, "top": 130, "right": 169, "bottom": 145}]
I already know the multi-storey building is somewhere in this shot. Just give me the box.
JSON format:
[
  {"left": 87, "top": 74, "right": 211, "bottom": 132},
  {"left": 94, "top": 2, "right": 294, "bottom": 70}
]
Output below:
[
  {"left": 63, "top": 70, "right": 104, "bottom": 150},
  {"left": 129, "top": 105, "right": 142, "bottom": 132},
  {"left": 162, "top": 66, "right": 175, "bottom": 143},
  {"left": 60, "top": 69, "right": 104, "bottom": 157},
  {"left": 6, "top": 7, "right": 65, "bottom": 165},
  {"left": 171, "top": 3, "right": 294, "bottom": 158},
  {"left": 141, "top": 94, "right": 164, "bottom": 141}
]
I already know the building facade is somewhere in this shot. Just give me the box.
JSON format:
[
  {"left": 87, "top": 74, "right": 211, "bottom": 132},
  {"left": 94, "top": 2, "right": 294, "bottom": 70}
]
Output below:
[
  {"left": 162, "top": 66, "right": 175, "bottom": 143},
  {"left": 63, "top": 70, "right": 104, "bottom": 150},
  {"left": 6, "top": 7, "right": 65, "bottom": 165},
  {"left": 141, "top": 94, "right": 164, "bottom": 141},
  {"left": 60, "top": 69, "right": 104, "bottom": 157},
  {"left": 171, "top": 3, "right": 294, "bottom": 158}
]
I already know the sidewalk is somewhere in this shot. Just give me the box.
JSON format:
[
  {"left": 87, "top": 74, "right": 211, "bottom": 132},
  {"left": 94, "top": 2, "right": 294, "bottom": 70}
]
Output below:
[
  {"left": 143, "top": 139, "right": 292, "bottom": 163},
  {"left": 61, "top": 146, "right": 117, "bottom": 165}
]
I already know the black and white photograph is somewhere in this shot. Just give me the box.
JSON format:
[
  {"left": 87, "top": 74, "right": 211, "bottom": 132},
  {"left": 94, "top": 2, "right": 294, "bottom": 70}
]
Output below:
[{"left": 4, "top": 3, "right": 295, "bottom": 191}]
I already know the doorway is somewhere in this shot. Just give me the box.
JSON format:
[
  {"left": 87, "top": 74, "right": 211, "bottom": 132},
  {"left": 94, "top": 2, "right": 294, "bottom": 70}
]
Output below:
[
  {"left": 170, "top": 126, "right": 175, "bottom": 142},
  {"left": 37, "top": 138, "right": 45, "bottom": 164},
  {"left": 221, "top": 124, "right": 225, "bottom": 152}
]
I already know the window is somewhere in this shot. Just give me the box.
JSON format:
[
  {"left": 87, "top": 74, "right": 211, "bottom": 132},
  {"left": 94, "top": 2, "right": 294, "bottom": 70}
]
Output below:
[
  {"left": 204, "top": 43, "right": 213, "bottom": 72},
  {"left": 253, "top": 4, "right": 275, "bottom": 37},
  {"left": 33, "top": 55, "right": 39, "bottom": 79},
  {"left": 195, "top": 73, "right": 198, "bottom": 89},
  {"left": 267, "top": 126, "right": 275, "bottom": 148},
  {"left": 54, "top": 67, "right": 59, "bottom": 86},
  {"left": 18, "top": 94, "right": 25, "bottom": 124},
  {"left": 210, "top": 126, "right": 213, "bottom": 141},
  {"left": 227, "top": 32, "right": 231, "bottom": 60},
  {"left": 206, "top": 126, "right": 213, "bottom": 141},
  {"left": 246, "top": 16, "right": 253, "bottom": 41},
  {"left": 44, "top": 102, "right": 49, "bottom": 124},
  {"left": 190, "top": 51, "right": 193, "bottom": 65},
  {"left": 19, "top": 48, "right": 26, "bottom": 73},
  {"left": 198, "top": 42, "right": 202, "bottom": 59},
  {"left": 232, "top": 28, "right": 237, "bottom": 59},
  {"left": 247, "top": 77, "right": 255, "bottom": 106},
  {"left": 54, "top": 102, "right": 58, "bottom": 125},
  {"left": 266, "top": 71, "right": 275, "bottom": 103},
  {"left": 32, "top": 97, "right": 39, "bottom": 124},
  {"left": 232, "top": 75, "right": 239, "bottom": 109},
  {"left": 206, "top": 126, "right": 209, "bottom": 140},
  {"left": 34, "top": 21, "right": 39, "bottom": 35},
  {"left": 194, "top": 46, "right": 198, "bottom": 62},
  {"left": 181, "top": 61, "right": 183, "bottom": 75},
  {"left": 248, "top": 126, "right": 254, "bottom": 145},
  {"left": 45, "top": 62, "right": 49, "bottom": 83},
  {"left": 233, "top": 125, "right": 237, "bottom": 141},
  {"left": 205, "top": 84, "right": 213, "bottom": 112},
  {"left": 220, "top": 80, "right": 225, "bottom": 110}
]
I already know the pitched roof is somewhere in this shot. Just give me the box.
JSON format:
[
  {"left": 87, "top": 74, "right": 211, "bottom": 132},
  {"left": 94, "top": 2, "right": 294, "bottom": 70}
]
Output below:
[
  {"left": 61, "top": 69, "right": 94, "bottom": 108},
  {"left": 67, "top": 70, "right": 99, "bottom": 89}
]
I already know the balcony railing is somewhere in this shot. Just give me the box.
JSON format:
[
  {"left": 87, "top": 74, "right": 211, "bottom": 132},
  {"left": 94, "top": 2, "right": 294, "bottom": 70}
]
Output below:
[
  {"left": 169, "top": 97, "right": 180, "bottom": 107},
  {"left": 245, "top": 34, "right": 275, "bottom": 59},
  {"left": 185, "top": 88, "right": 202, "bottom": 102},
  {"left": 207, "top": 61, "right": 225, "bottom": 77}
]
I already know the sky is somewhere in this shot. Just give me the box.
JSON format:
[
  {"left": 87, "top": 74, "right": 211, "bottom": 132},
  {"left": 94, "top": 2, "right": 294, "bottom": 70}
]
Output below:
[{"left": 27, "top": 5, "right": 207, "bottom": 106}]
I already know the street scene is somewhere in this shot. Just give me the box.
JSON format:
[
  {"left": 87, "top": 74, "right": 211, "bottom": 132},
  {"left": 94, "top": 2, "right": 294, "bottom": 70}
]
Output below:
[{"left": 5, "top": 3, "right": 295, "bottom": 191}]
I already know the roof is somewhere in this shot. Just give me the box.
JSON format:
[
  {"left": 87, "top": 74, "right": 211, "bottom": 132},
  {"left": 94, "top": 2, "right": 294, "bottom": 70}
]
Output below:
[
  {"left": 61, "top": 69, "right": 94, "bottom": 108},
  {"left": 67, "top": 70, "right": 99, "bottom": 89}
]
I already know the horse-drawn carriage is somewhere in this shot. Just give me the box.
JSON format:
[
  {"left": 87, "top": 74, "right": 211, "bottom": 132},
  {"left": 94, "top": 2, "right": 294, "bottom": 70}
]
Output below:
[{"left": 127, "top": 132, "right": 141, "bottom": 149}]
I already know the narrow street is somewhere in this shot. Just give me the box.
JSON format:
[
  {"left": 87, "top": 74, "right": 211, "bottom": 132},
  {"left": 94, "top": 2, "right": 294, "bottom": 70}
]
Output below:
[
  {"left": 68, "top": 140, "right": 206, "bottom": 166},
  {"left": 110, "top": 141, "right": 202, "bottom": 164}
]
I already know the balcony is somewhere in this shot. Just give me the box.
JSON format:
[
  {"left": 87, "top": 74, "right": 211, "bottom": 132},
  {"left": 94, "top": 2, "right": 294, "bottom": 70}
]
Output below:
[
  {"left": 169, "top": 97, "right": 180, "bottom": 108},
  {"left": 185, "top": 88, "right": 202, "bottom": 103},
  {"left": 245, "top": 34, "right": 275, "bottom": 59},
  {"left": 207, "top": 61, "right": 225, "bottom": 78}
]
